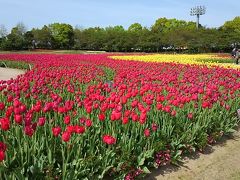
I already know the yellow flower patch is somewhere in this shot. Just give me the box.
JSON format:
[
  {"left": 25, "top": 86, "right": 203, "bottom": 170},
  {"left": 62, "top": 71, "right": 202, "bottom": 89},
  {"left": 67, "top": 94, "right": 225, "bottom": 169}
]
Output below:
[{"left": 110, "top": 54, "right": 239, "bottom": 69}]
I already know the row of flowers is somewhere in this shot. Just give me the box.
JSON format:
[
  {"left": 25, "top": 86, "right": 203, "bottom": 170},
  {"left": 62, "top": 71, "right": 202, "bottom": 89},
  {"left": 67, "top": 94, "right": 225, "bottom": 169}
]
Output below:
[
  {"left": 111, "top": 54, "right": 237, "bottom": 69},
  {"left": 0, "top": 53, "right": 239, "bottom": 179}
]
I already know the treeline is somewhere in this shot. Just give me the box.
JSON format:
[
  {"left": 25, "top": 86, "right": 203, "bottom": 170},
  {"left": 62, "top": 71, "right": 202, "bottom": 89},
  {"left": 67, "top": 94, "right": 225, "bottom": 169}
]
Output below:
[{"left": 0, "top": 17, "right": 240, "bottom": 53}]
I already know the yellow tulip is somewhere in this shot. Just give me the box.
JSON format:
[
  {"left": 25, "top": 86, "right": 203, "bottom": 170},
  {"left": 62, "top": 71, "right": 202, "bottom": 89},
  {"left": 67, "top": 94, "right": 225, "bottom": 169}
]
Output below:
[{"left": 110, "top": 54, "right": 239, "bottom": 69}]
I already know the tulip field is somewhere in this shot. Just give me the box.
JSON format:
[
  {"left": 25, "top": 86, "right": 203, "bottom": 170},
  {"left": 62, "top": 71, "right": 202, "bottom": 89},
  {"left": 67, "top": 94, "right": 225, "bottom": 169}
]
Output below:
[{"left": 0, "top": 53, "right": 240, "bottom": 179}]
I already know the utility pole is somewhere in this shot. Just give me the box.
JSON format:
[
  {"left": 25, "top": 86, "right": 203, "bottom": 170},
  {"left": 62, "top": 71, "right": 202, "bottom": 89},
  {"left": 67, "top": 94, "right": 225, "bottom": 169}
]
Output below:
[{"left": 190, "top": 6, "right": 206, "bottom": 29}]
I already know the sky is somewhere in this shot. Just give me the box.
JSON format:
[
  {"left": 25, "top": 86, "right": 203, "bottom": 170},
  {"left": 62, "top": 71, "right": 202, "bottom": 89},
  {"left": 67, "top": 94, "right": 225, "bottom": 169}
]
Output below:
[{"left": 0, "top": 0, "right": 238, "bottom": 32}]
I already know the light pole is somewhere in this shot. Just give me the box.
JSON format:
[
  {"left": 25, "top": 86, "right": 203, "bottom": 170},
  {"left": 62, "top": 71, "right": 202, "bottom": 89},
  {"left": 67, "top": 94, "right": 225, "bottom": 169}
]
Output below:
[{"left": 190, "top": 6, "right": 206, "bottom": 29}]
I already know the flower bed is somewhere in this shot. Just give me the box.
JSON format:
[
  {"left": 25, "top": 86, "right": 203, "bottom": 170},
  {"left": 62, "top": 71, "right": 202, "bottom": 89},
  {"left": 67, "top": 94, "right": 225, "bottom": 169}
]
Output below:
[
  {"left": 111, "top": 54, "right": 236, "bottom": 69},
  {"left": 0, "top": 53, "right": 239, "bottom": 179}
]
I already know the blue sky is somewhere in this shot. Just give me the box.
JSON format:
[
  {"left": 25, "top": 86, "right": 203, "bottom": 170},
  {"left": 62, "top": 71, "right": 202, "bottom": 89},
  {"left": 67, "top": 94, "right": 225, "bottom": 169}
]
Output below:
[{"left": 0, "top": 0, "right": 238, "bottom": 32}]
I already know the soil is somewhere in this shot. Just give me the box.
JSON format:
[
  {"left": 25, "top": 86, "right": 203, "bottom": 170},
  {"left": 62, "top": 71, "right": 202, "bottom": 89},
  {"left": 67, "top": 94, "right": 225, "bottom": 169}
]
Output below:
[{"left": 147, "top": 130, "right": 240, "bottom": 180}]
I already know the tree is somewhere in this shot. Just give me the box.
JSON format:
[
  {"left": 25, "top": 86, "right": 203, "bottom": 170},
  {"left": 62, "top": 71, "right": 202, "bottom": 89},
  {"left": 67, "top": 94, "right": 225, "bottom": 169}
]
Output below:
[
  {"left": 73, "top": 28, "right": 83, "bottom": 50},
  {"left": 127, "top": 23, "right": 143, "bottom": 51},
  {"left": 32, "top": 26, "right": 53, "bottom": 49},
  {"left": 151, "top": 18, "right": 195, "bottom": 33},
  {"left": 0, "top": 25, "right": 7, "bottom": 38},
  {"left": 24, "top": 31, "right": 34, "bottom": 49},
  {"left": 15, "top": 22, "right": 27, "bottom": 35},
  {"left": 104, "top": 26, "right": 128, "bottom": 52},
  {"left": 221, "top": 16, "right": 240, "bottom": 33},
  {"left": 77, "top": 27, "right": 105, "bottom": 50},
  {"left": 1, "top": 23, "right": 27, "bottom": 50},
  {"left": 138, "top": 27, "right": 156, "bottom": 52},
  {"left": 220, "top": 16, "right": 240, "bottom": 49},
  {"left": 48, "top": 23, "right": 74, "bottom": 49},
  {"left": 0, "top": 25, "right": 8, "bottom": 50},
  {"left": 128, "top": 23, "right": 143, "bottom": 32}
]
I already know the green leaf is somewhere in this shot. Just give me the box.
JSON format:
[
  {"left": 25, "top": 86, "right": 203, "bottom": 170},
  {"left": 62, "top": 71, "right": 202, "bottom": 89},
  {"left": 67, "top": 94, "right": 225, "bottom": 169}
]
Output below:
[
  {"left": 137, "top": 156, "right": 145, "bottom": 166},
  {"left": 116, "top": 162, "right": 124, "bottom": 171},
  {"left": 13, "top": 169, "right": 25, "bottom": 180},
  {"left": 226, "top": 128, "right": 235, "bottom": 133},
  {"left": 142, "top": 166, "right": 151, "bottom": 174},
  {"left": 137, "top": 149, "right": 154, "bottom": 166},
  {"left": 30, "top": 165, "right": 34, "bottom": 174},
  {"left": 145, "top": 149, "right": 154, "bottom": 158}
]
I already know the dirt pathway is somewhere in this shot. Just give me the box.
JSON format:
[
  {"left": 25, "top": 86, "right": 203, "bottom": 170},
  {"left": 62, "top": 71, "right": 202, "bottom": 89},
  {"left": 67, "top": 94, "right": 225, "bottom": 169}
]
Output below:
[
  {"left": 147, "top": 130, "right": 240, "bottom": 180},
  {"left": 0, "top": 67, "right": 25, "bottom": 80}
]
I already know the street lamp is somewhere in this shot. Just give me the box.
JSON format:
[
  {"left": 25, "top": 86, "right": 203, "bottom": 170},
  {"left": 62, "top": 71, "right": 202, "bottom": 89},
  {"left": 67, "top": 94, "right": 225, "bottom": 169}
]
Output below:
[{"left": 190, "top": 6, "right": 206, "bottom": 29}]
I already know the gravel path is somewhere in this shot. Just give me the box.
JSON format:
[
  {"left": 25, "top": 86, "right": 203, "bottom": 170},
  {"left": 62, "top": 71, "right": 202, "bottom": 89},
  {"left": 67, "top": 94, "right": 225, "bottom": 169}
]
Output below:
[
  {"left": 147, "top": 130, "right": 240, "bottom": 180},
  {"left": 0, "top": 67, "right": 25, "bottom": 80}
]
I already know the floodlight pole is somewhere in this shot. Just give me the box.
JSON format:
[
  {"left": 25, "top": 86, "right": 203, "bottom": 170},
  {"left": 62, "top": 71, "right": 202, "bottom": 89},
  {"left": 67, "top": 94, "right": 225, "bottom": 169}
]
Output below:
[
  {"left": 196, "top": 14, "right": 200, "bottom": 29},
  {"left": 190, "top": 6, "right": 206, "bottom": 29}
]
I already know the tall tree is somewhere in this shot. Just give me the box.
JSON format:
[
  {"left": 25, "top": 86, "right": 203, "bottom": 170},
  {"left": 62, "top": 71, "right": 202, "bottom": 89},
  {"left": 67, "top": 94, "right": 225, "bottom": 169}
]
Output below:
[
  {"left": 221, "top": 16, "right": 240, "bottom": 33},
  {"left": 151, "top": 18, "right": 195, "bottom": 33},
  {"left": 1, "top": 23, "right": 27, "bottom": 50},
  {"left": 0, "top": 24, "right": 7, "bottom": 38},
  {"left": 48, "top": 23, "right": 74, "bottom": 49},
  {"left": 32, "top": 26, "right": 53, "bottom": 49},
  {"left": 0, "top": 25, "right": 8, "bottom": 50},
  {"left": 220, "top": 16, "right": 240, "bottom": 49},
  {"left": 127, "top": 23, "right": 143, "bottom": 51},
  {"left": 104, "top": 26, "right": 127, "bottom": 52}
]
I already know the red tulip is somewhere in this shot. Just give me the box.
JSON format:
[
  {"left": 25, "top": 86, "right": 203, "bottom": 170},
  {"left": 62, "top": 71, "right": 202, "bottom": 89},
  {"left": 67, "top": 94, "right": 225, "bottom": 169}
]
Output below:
[
  {"left": 52, "top": 126, "right": 62, "bottom": 137},
  {"left": 103, "top": 135, "right": 116, "bottom": 145},
  {"left": 79, "top": 117, "right": 86, "bottom": 124},
  {"left": 20, "top": 105, "right": 27, "bottom": 113},
  {"left": 0, "top": 117, "right": 10, "bottom": 131},
  {"left": 171, "top": 110, "right": 176, "bottom": 116},
  {"left": 139, "top": 113, "right": 147, "bottom": 124},
  {"left": 0, "top": 151, "right": 5, "bottom": 162},
  {"left": 75, "top": 125, "right": 85, "bottom": 134},
  {"left": 24, "top": 126, "right": 34, "bottom": 137},
  {"left": 187, "top": 113, "right": 193, "bottom": 119},
  {"left": 121, "top": 96, "right": 127, "bottom": 104},
  {"left": 37, "top": 117, "right": 46, "bottom": 126},
  {"left": 151, "top": 123, "right": 158, "bottom": 131},
  {"left": 66, "top": 125, "right": 75, "bottom": 134},
  {"left": 131, "top": 113, "right": 139, "bottom": 122},
  {"left": 131, "top": 100, "right": 138, "bottom": 108},
  {"left": 64, "top": 115, "right": 71, "bottom": 125},
  {"left": 144, "top": 128, "right": 150, "bottom": 137},
  {"left": 0, "top": 102, "right": 5, "bottom": 110},
  {"left": 5, "top": 106, "right": 13, "bottom": 117},
  {"left": 14, "top": 114, "right": 23, "bottom": 124},
  {"left": 0, "top": 142, "right": 7, "bottom": 152},
  {"left": 13, "top": 99, "right": 21, "bottom": 107},
  {"left": 85, "top": 119, "right": 92, "bottom": 127},
  {"left": 86, "top": 106, "right": 92, "bottom": 114},
  {"left": 98, "top": 113, "right": 105, "bottom": 121},
  {"left": 122, "top": 117, "right": 129, "bottom": 125},
  {"left": 156, "top": 103, "right": 163, "bottom": 110},
  {"left": 62, "top": 131, "right": 71, "bottom": 142}
]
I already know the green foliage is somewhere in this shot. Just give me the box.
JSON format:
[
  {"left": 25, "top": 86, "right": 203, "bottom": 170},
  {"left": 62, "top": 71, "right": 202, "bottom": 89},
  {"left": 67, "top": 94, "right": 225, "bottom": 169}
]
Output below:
[
  {"left": 219, "top": 17, "right": 240, "bottom": 50},
  {"left": 128, "top": 23, "right": 143, "bottom": 32},
  {"left": 0, "top": 60, "right": 31, "bottom": 70},
  {"left": 221, "top": 16, "right": 240, "bottom": 33},
  {"left": 151, "top": 17, "right": 195, "bottom": 33},
  {"left": 1, "top": 16, "right": 240, "bottom": 52},
  {"left": 1, "top": 23, "right": 27, "bottom": 50},
  {"left": 32, "top": 26, "right": 53, "bottom": 49},
  {"left": 48, "top": 23, "right": 74, "bottom": 49}
]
